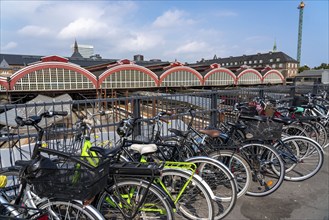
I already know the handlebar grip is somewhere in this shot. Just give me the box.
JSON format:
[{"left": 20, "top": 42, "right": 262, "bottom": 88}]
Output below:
[
  {"left": 52, "top": 111, "right": 68, "bottom": 116},
  {"left": 15, "top": 116, "right": 25, "bottom": 127}
]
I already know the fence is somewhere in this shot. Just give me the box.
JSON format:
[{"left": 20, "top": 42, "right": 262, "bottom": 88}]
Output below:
[{"left": 0, "top": 84, "right": 328, "bottom": 168}]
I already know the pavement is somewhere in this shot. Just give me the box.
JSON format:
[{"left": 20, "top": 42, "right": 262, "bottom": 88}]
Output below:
[{"left": 226, "top": 147, "right": 329, "bottom": 220}]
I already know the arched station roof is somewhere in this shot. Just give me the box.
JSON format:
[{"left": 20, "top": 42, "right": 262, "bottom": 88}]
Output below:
[
  {"left": 10, "top": 60, "right": 97, "bottom": 89},
  {"left": 159, "top": 65, "right": 203, "bottom": 87},
  {"left": 0, "top": 77, "right": 9, "bottom": 90},
  {"left": 263, "top": 69, "right": 284, "bottom": 84},
  {"left": 99, "top": 63, "right": 159, "bottom": 88},
  {"left": 236, "top": 68, "right": 262, "bottom": 85},
  {"left": 204, "top": 65, "right": 237, "bottom": 85}
]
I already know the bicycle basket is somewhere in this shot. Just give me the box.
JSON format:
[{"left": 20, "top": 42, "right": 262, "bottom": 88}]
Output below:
[
  {"left": 27, "top": 156, "right": 109, "bottom": 201},
  {"left": 242, "top": 119, "right": 283, "bottom": 140},
  {"left": 44, "top": 126, "right": 83, "bottom": 155}
]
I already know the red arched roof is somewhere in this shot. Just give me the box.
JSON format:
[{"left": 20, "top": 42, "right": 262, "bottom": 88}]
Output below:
[
  {"left": 204, "top": 67, "right": 236, "bottom": 84},
  {"left": 0, "top": 78, "right": 9, "bottom": 90},
  {"left": 159, "top": 66, "right": 203, "bottom": 85},
  {"left": 237, "top": 69, "right": 262, "bottom": 82},
  {"left": 263, "top": 70, "right": 284, "bottom": 81},
  {"left": 99, "top": 64, "right": 159, "bottom": 86},
  {"left": 10, "top": 62, "right": 97, "bottom": 89}
]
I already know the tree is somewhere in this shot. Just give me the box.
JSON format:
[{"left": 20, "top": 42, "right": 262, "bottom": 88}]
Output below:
[
  {"left": 298, "top": 65, "right": 310, "bottom": 73},
  {"left": 314, "top": 63, "right": 329, "bottom": 70}
]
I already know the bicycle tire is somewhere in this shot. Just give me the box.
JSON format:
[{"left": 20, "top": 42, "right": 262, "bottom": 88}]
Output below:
[
  {"left": 160, "top": 168, "right": 214, "bottom": 220},
  {"left": 209, "top": 150, "right": 251, "bottom": 198},
  {"left": 273, "top": 136, "right": 324, "bottom": 181},
  {"left": 239, "top": 143, "right": 285, "bottom": 197},
  {"left": 282, "top": 123, "right": 311, "bottom": 138},
  {"left": 38, "top": 199, "right": 103, "bottom": 220},
  {"left": 185, "top": 156, "right": 237, "bottom": 220},
  {"left": 96, "top": 178, "right": 174, "bottom": 220},
  {"left": 313, "top": 121, "right": 328, "bottom": 147}
]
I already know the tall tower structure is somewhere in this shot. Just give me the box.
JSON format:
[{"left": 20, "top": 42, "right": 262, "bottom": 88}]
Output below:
[{"left": 297, "top": 1, "right": 305, "bottom": 65}]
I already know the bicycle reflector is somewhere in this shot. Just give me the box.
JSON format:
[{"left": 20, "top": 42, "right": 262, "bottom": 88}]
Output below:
[{"left": 0, "top": 175, "right": 7, "bottom": 188}]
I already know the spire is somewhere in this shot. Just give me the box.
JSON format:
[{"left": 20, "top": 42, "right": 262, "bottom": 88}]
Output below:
[
  {"left": 0, "top": 58, "right": 11, "bottom": 70},
  {"left": 273, "top": 38, "right": 277, "bottom": 52},
  {"left": 71, "top": 39, "right": 83, "bottom": 58},
  {"left": 74, "top": 39, "right": 79, "bottom": 53}
]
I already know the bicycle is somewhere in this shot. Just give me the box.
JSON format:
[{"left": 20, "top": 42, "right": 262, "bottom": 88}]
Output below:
[
  {"left": 163, "top": 108, "right": 286, "bottom": 197},
  {"left": 89, "top": 116, "right": 215, "bottom": 219},
  {"left": 0, "top": 111, "right": 106, "bottom": 220},
  {"left": 60, "top": 112, "right": 177, "bottom": 219}
]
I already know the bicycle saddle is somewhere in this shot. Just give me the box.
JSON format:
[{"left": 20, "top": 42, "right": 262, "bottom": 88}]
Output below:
[
  {"left": 198, "top": 129, "right": 221, "bottom": 138},
  {"left": 272, "top": 117, "right": 295, "bottom": 125},
  {"left": 130, "top": 144, "right": 158, "bottom": 155},
  {"left": 239, "top": 115, "right": 267, "bottom": 122},
  {"left": 168, "top": 128, "right": 189, "bottom": 138},
  {"left": 227, "top": 121, "right": 247, "bottom": 130},
  {"left": 90, "top": 146, "right": 121, "bottom": 158}
]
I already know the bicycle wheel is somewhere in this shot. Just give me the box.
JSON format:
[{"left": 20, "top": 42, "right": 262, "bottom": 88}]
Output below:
[
  {"left": 38, "top": 200, "right": 103, "bottom": 220},
  {"left": 160, "top": 168, "right": 214, "bottom": 220},
  {"left": 96, "top": 178, "right": 174, "bottom": 220},
  {"left": 239, "top": 143, "right": 285, "bottom": 197},
  {"left": 273, "top": 136, "right": 324, "bottom": 181},
  {"left": 161, "top": 137, "right": 195, "bottom": 161},
  {"left": 209, "top": 150, "right": 251, "bottom": 199},
  {"left": 185, "top": 156, "right": 237, "bottom": 220},
  {"left": 282, "top": 123, "right": 310, "bottom": 138},
  {"left": 313, "top": 121, "right": 328, "bottom": 148}
]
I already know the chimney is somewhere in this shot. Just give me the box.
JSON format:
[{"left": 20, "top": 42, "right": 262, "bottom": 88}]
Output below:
[{"left": 133, "top": 54, "right": 144, "bottom": 61}]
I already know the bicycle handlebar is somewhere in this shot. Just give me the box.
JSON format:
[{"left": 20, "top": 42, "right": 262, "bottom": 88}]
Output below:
[{"left": 15, "top": 111, "right": 68, "bottom": 127}]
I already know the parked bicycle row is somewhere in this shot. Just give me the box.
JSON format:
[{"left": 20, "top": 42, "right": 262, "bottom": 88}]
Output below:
[{"left": 0, "top": 90, "right": 328, "bottom": 219}]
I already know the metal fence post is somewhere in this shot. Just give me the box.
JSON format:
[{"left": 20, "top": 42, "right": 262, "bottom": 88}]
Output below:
[
  {"left": 259, "top": 88, "right": 264, "bottom": 98},
  {"left": 312, "top": 78, "right": 321, "bottom": 94},
  {"left": 210, "top": 91, "right": 218, "bottom": 127},
  {"left": 132, "top": 97, "right": 141, "bottom": 137}
]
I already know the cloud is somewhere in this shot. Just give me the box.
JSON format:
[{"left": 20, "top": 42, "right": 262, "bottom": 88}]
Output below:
[
  {"left": 58, "top": 18, "right": 109, "bottom": 39},
  {"left": 172, "top": 41, "right": 209, "bottom": 54},
  {"left": 152, "top": 9, "right": 196, "bottom": 28},
  {"left": 1, "top": 42, "right": 18, "bottom": 50},
  {"left": 117, "top": 32, "right": 164, "bottom": 52},
  {"left": 18, "top": 25, "right": 52, "bottom": 36}
]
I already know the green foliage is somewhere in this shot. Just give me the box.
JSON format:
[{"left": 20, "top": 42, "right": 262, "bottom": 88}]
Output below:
[
  {"left": 314, "top": 63, "right": 329, "bottom": 70},
  {"left": 298, "top": 65, "right": 310, "bottom": 73}
]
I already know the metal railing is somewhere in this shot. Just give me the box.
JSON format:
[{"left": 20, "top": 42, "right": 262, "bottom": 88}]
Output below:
[{"left": 0, "top": 84, "right": 328, "bottom": 168}]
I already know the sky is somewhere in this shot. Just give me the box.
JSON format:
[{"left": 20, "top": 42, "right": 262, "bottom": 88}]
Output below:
[{"left": 0, "top": 0, "right": 328, "bottom": 67}]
